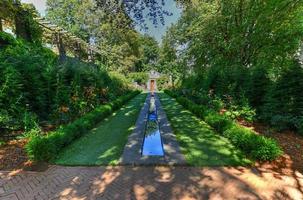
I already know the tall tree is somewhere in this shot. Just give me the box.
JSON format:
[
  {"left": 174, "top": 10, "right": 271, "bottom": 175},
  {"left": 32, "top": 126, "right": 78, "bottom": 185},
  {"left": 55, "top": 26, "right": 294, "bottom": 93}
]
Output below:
[{"left": 135, "top": 34, "right": 159, "bottom": 72}]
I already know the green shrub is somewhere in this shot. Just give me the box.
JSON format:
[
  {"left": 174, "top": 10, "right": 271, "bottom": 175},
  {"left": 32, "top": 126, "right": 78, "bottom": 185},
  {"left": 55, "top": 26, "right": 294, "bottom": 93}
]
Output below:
[
  {"left": 225, "top": 104, "right": 256, "bottom": 123},
  {"left": 205, "top": 112, "right": 233, "bottom": 134},
  {"left": 211, "top": 97, "right": 225, "bottom": 111},
  {"left": 250, "top": 137, "right": 283, "bottom": 161},
  {"left": 223, "top": 125, "right": 282, "bottom": 161},
  {"left": 262, "top": 64, "right": 303, "bottom": 132},
  {"left": 157, "top": 75, "right": 170, "bottom": 90},
  {"left": 0, "top": 32, "right": 132, "bottom": 132},
  {"left": 297, "top": 117, "right": 303, "bottom": 135},
  {"left": 270, "top": 115, "right": 295, "bottom": 131},
  {"left": 128, "top": 72, "right": 148, "bottom": 85},
  {"left": 26, "top": 91, "right": 140, "bottom": 161},
  {"left": 0, "top": 32, "right": 17, "bottom": 47}
]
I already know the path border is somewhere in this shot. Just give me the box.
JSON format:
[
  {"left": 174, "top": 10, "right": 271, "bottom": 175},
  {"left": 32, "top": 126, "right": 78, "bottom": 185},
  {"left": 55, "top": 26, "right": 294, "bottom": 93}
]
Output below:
[{"left": 121, "top": 93, "right": 186, "bottom": 166}]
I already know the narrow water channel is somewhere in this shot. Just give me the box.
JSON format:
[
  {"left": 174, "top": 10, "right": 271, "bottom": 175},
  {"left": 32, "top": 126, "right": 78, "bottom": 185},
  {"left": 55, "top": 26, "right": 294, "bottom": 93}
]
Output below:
[{"left": 141, "top": 94, "right": 164, "bottom": 156}]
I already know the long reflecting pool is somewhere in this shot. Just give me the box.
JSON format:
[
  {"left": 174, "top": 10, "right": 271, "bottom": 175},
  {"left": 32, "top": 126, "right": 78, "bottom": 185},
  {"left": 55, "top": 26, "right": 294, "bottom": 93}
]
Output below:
[{"left": 141, "top": 95, "right": 164, "bottom": 156}]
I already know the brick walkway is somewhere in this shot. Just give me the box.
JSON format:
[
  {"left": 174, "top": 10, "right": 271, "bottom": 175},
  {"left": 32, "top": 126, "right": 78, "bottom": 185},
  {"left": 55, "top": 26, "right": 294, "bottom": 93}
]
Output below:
[{"left": 0, "top": 166, "right": 302, "bottom": 200}]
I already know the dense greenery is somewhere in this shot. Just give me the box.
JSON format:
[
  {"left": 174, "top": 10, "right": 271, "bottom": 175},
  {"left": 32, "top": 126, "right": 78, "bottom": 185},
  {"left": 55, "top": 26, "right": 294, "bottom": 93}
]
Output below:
[
  {"left": 26, "top": 91, "right": 140, "bottom": 162},
  {"left": 160, "top": 0, "right": 303, "bottom": 134},
  {"left": 164, "top": 90, "right": 282, "bottom": 161},
  {"left": 0, "top": 1, "right": 42, "bottom": 43},
  {"left": 0, "top": 32, "right": 132, "bottom": 134}
]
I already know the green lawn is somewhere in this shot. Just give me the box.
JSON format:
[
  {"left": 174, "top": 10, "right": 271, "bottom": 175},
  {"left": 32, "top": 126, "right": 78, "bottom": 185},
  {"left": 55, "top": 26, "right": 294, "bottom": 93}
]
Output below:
[
  {"left": 55, "top": 93, "right": 147, "bottom": 165},
  {"left": 159, "top": 93, "right": 251, "bottom": 166}
]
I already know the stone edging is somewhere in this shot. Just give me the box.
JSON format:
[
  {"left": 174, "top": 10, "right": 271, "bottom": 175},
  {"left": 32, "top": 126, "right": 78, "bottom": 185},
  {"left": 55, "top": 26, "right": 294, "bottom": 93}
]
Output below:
[{"left": 121, "top": 93, "right": 186, "bottom": 166}]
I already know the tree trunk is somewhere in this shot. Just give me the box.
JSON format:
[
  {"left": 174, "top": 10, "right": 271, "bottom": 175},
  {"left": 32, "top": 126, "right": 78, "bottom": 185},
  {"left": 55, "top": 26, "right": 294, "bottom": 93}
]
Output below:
[
  {"left": 0, "top": 18, "right": 3, "bottom": 32},
  {"left": 15, "top": 10, "right": 32, "bottom": 42},
  {"left": 171, "top": 74, "right": 175, "bottom": 88},
  {"left": 57, "top": 33, "right": 66, "bottom": 63}
]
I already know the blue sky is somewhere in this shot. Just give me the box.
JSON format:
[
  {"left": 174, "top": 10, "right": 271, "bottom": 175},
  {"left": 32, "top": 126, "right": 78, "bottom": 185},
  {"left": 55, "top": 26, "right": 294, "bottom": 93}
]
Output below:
[
  {"left": 133, "top": 0, "right": 182, "bottom": 42},
  {"left": 21, "top": 0, "right": 182, "bottom": 43}
]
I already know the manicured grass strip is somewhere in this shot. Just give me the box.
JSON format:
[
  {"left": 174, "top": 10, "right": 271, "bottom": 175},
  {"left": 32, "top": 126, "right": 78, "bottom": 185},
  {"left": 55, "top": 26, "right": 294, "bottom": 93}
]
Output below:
[
  {"left": 159, "top": 93, "right": 251, "bottom": 166},
  {"left": 164, "top": 90, "right": 283, "bottom": 161},
  {"left": 26, "top": 91, "right": 140, "bottom": 162},
  {"left": 55, "top": 93, "right": 147, "bottom": 165}
]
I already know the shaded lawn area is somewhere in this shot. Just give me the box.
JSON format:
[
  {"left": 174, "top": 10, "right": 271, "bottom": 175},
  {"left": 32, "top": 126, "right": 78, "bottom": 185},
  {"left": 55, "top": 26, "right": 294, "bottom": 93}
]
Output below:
[
  {"left": 159, "top": 93, "right": 252, "bottom": 166},
  {"left": 55, "top": 93, "right": 147, "bottom": 166}
]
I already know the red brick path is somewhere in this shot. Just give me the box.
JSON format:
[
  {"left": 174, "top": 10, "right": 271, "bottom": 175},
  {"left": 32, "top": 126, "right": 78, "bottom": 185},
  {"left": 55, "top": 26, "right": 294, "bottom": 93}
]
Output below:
[{"left": 0, "top": 166, "right": 302, "bottom": 200}]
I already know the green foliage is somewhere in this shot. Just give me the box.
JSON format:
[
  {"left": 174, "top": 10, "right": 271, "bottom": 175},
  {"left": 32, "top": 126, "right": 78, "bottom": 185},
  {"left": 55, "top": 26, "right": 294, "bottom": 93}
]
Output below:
[
  {"left": 19, "top": 3, "right": 43, "bottom": 43},
  {"left": 46, "top": 0, "right": 147, "bottom": 73},
  {"left": 0, "top": 32, "right": 17, "bottom": 47},
  {"left": 205, "top": 112, "right": 233, "bottom": 134},
  {"left": 161, "top": 0, "right": 303, "bottom": 134},
  {"left": 159, "top": 92, "right": 251, "bottom": 166},
  {"left": 23, "top": 111, "right": 39, "bottom": 132},
  {"left": 157, "top": 75, "right": 170, "bottom": 91},
  {"left": 26, "top": 91, "right": 140, "bottom": 161},
  {"left": 128, "top": 72, "right": 148, "bottom": 85},
  {"left": 224, "top": 126, "right": 282, "bottom": 161},
  {"left": 225, "top": 104, "right": 256, "bottom": 123},
  {"left": 262, "top": 64, "right": 303, "bottom": 132},
  {"left": 0, "top": 140, "right": 5, "bottom": 147},
  {"left": 135, "top": 35, "right": 160, "bottom": 72},
  {"left": 0, "top": 32, "right": 132, "bottom": 132},
  {"left": 165, "top": 90, "right": 283, "bottom": 161}
]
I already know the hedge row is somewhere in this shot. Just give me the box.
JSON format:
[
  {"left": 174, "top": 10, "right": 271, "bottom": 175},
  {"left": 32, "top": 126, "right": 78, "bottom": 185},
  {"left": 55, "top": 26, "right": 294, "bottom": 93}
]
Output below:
[
  {"left": 164, "top": 90, "right": 282, "bottom": 161},
  {"left": 26, "top": 91, "right": 140, "bottom": 161}
]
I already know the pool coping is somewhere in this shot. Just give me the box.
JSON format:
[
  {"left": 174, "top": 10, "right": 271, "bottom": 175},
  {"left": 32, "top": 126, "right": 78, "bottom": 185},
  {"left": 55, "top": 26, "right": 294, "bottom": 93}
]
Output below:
[{"left": 121, "top": 93, "right": 187, "bottom": 166}]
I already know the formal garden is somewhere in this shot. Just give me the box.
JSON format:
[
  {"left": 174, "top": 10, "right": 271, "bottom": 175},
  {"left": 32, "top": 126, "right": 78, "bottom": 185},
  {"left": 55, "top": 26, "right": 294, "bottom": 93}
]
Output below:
[{"left": 0, "top": 1, "right": 303, "bottom": 198}]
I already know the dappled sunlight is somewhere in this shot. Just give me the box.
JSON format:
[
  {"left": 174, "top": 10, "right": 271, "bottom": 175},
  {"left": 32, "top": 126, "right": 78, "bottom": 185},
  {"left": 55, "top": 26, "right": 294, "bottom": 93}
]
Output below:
[
  {"left": 133, "top": 184, "right": 156, "bottom": 200},
  {"left": 90, "top": 167, "right": 122, "bottom": 196},
  {"left": 154, "top": 167, "right": 175, "bottom": 182},
  {"left": 54, "top": 94, "right": 147, "bottom": 165},
  {"left": 159, "top": 93, "right": 251, "bottom": 166},
  {"left": 0, "top": 165, "right": 302, "bottom": 199}
]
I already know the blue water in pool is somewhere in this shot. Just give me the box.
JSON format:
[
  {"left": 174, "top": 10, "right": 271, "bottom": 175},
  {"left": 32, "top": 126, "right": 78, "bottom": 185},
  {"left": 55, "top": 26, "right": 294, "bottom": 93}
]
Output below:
[
  {"left": 142, "top": 100, "right": 164, "bottom": 156},
  {"left": 148, "top": 112, "right": 157, "bottom": 121},
  {"left": 142, "top": 129, "right": 164, "bottom": 156}
]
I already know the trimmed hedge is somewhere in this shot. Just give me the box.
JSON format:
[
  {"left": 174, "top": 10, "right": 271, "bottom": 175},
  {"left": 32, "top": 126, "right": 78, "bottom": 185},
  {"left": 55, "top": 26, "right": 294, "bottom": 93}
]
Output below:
[
  {"left": 26, "top": 91, "right": 140, "bottom": 161},
  {"left": 164, "top": 90, "right": 282, "bottom": 161}
]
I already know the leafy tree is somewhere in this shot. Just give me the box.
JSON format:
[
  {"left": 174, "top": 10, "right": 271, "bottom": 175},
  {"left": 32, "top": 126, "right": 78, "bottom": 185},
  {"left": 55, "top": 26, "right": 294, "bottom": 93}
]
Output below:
[
  {"left": 135, "top": 34, "right": 159, "bottom": 72},
  {"left": 161, "top": 0, "right": 303, "bottom": 133},
  {"left": 46, "top": 0, "right": 142, "bottom": 73}
]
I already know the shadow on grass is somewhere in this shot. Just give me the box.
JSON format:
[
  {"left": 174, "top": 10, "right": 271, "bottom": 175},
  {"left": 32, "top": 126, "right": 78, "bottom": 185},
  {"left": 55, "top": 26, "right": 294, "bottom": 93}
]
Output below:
[
  {"left": 54, "top": 93, "right": 147, "bottom": 166},
  {"left": 159, "top": 93, "right": 251, "bottom": 166}
]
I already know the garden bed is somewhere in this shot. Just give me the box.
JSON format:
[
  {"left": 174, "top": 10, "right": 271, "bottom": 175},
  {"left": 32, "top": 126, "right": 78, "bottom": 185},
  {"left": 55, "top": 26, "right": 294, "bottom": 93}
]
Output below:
[
  {"left": 0, "top": 139, "right": 28, "bottom": 170},
  {"left": 238, "top": 121, "right": 303, "bottom": 174}
]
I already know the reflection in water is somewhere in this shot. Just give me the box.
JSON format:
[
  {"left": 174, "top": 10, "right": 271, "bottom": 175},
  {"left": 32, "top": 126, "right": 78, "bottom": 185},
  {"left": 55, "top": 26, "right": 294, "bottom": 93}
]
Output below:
[{"left": 142, "top": 95, "right": 164, "bottom": 156}]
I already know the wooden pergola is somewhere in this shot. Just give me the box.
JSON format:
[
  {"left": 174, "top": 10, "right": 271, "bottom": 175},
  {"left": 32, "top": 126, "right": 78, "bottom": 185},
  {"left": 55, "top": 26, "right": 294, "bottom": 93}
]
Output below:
[{"left": 34, "top": 17, "right": 102, "bottom": 63}]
